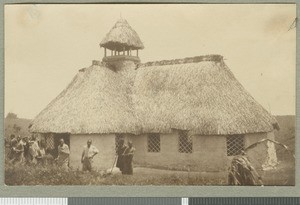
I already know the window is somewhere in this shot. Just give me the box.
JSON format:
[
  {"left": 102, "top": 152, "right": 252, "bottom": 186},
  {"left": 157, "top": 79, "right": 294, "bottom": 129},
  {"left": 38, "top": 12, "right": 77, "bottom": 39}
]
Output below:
[
  {"left": 45, "top": 134, "right": 55, "bottom": 150},
  {"left": 178, "top": 131, "right": 193, "bottom": 153},
  {"left": 226, "top": 135, "right": 245, "bottom": 156},
  {"left": 115, "top": 134, "right": 125, "bottom": 153},
  {"left": 147, "top": 134, "right": 160, "bottom": 152}
]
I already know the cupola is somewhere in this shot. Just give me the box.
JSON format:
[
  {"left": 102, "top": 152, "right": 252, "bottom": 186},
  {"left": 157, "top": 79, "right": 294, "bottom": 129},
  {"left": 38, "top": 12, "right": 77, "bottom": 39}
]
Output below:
[{"left": 100, "top": 18, "right": 144, "bottom": 65}]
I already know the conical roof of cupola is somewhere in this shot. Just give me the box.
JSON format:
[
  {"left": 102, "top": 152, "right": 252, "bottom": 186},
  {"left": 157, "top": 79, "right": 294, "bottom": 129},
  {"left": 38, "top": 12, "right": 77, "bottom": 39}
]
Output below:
[{"left": 100, "top": 18, "right": 144, "bottom": 51}]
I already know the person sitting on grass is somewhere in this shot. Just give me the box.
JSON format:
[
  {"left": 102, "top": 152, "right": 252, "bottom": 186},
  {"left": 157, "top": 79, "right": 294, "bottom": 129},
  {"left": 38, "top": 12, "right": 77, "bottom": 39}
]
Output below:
[{"left": 81, "top": 139, "right": 99, "bottom": 172}]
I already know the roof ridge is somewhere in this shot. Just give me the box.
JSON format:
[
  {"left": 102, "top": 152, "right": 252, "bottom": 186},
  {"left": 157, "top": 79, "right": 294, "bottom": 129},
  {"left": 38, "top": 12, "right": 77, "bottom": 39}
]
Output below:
[{"left": 139, "top": 55, "right": 223, "bottom": 68}]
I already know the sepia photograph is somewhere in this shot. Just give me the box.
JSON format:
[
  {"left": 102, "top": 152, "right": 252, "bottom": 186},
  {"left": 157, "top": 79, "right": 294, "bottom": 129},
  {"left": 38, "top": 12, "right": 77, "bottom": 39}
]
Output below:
[{"left": 4, "top": 4, "right": 296, "bottom": 186}]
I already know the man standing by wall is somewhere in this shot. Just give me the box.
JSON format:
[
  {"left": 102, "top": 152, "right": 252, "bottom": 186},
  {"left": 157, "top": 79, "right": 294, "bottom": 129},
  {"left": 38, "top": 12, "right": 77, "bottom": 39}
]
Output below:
[{"left": 81, "top": 139, "right": 99, "bottom": 172}]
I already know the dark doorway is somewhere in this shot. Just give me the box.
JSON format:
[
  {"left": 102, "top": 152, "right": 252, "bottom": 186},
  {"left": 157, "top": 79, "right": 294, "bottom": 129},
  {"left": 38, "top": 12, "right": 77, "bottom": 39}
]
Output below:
[{"left": 53, "top": 133, "right": 70, "bottom": 158}]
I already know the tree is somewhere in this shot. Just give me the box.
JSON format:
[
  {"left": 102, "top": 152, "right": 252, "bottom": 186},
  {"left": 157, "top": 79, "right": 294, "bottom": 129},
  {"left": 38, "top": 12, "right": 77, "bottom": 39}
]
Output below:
[{"left": 6, "top": 112, "right": 17, "bottom": 119}]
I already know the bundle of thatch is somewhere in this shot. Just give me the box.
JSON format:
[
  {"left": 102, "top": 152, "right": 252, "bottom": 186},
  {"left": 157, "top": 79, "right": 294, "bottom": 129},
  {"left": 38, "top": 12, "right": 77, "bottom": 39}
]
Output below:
[
  {"left": 228, "top": 155, "right": 263, "bottom": 185},
  {"left": 100, "top": 18, "right": 144, "bottom": 51}
]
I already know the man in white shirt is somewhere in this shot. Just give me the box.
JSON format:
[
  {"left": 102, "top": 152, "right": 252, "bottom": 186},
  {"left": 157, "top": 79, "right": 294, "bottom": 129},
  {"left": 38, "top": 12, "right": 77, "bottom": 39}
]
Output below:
[
  {"left": 56, "top": 139, "right": 70, "bottom": 171},
  {"left": 81, "top": 139, "right": 99, "bottom": 172}
]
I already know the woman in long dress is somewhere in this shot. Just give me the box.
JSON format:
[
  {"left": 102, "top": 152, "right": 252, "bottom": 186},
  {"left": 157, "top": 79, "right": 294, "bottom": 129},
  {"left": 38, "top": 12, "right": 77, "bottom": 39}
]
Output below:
[{"left": 123, "top": 141, "right": 135, "bottom": 175}]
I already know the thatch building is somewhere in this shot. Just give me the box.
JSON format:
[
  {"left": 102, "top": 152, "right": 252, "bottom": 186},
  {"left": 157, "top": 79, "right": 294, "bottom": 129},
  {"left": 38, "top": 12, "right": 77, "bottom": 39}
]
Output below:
[{"left": 30, "top": 19, "right": 279, "bottom": 172}]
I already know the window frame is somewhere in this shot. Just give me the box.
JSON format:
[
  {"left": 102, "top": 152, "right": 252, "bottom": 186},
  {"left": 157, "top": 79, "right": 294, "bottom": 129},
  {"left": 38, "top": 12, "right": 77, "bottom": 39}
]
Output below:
[
  {"left": 178, "top": 130, "right": 193, "bottom": 154},
  {"left": 147, "top": 133, "right": 161, "bottom": 153},
  {"left": 226, "top": 135, "right": 245, "bottom": 156}
]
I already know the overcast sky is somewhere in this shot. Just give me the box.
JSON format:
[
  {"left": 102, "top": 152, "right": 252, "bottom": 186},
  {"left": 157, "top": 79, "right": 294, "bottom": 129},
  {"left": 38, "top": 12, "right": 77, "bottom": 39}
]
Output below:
[{"left": 5, "top": 4, "right": 296, "bottom": 119}]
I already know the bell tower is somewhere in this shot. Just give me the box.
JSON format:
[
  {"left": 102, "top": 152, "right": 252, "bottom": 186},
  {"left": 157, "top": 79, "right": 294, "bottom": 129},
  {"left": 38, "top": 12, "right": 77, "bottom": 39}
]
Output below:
[{"left": 100, "top": 19, "right": 144, "bottom": 68}]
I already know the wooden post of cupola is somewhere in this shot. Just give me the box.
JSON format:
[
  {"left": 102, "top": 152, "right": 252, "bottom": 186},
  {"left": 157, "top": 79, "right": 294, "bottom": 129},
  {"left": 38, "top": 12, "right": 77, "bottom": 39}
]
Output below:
[
  {"left": 104, "top": 48, "right": 107, "bottom": 57},
  {"left": 129, "top": 48, "right": 131, "bottom": 56},
  {"left": 123, "top": 47, "right": 125, "bottom": 55},
  {"left": 111, "top": 50, "right": 113, "bottom": 56}
]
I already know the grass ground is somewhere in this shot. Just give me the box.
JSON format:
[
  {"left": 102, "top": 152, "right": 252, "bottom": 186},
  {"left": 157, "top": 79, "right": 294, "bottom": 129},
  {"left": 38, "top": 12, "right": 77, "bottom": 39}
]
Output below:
[
  {"left": 5, "top": 163, "right": 227, "bottom": 186},
  {"left": 5, "top": 160, "right": 293, "bottom": 186},
  {"left": 261, "top": 160, "right": 295, "bottom": 186}
]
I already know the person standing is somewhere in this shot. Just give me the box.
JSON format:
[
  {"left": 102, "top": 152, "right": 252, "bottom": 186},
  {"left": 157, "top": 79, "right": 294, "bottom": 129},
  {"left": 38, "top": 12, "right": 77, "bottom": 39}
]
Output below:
[
  {"left": 22, "top": 136, "right": 31, "bottom": 164},
  {"left": 116, "top": 139, "right": 127, "bottom": 174},
  {"left": 36, "top": 139, "right": 46, "bottom": 166},
  {"left": 56, "top": 139, "right": 70, "bottom": 171},
  {"left": 11, "top": 136, "right": 24, "bottom": 165},
  {"left": 29, "top": 135, "right": 40, "bottom": 164},
  {"left": 7, "top": 134, "right": 16, "bottom": 160},
  {"left": 81, "top": 139, "right": 99, "bottom": 172},
  {"left": 123, "top": 141, "right": 135, "bottom": 175}
]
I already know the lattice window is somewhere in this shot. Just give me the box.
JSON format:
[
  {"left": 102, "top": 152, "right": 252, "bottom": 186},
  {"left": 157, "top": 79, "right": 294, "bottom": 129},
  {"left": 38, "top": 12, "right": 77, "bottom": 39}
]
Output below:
[
  {"left": 147, "top": 134, "right": 160, "bottom": 152},
  {"left": 45, "top": 134, "right": 55, "bottom": 150},
  {"left": 178, "top": 131, "right": 193, "bottom": 153},
  {"left": 115, "top": 134, "right": 125, "bottom": 153},
  {"left": 227, "top": 135, "right": 245, "bottom": 156}
]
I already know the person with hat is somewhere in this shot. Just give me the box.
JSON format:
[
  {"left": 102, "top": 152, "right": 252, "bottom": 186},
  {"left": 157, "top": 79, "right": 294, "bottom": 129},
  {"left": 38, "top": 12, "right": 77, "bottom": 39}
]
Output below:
[{"left": 81, "top": 139, "right": 99, "bottom": 172}]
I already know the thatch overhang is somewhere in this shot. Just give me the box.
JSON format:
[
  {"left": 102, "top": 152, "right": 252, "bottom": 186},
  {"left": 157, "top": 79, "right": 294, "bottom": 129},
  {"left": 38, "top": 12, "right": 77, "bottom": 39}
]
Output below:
[
  {"left": 100, "top": 19, "right": 144, "bottom": 51},
  {"left": 30, "top": 55, "right": 278, "bottom": 135}
]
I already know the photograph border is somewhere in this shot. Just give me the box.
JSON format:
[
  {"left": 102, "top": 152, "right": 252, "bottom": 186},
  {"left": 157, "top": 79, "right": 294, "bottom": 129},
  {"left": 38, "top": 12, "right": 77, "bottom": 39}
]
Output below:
[{"left": 0, "top": 0, "right": 299, "bottom": 197}]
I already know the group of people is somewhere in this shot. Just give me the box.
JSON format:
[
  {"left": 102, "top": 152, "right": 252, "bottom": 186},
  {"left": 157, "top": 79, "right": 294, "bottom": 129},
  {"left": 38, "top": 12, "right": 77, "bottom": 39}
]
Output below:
[
  {"left": 6, "top": 134, "right": 47, "bottom": 165},
  {"left": 6, "top": 134, "right": 135, "bottom": 175},
  {"left": 116, "top": 139, "right": 135, "bottom": 175}
]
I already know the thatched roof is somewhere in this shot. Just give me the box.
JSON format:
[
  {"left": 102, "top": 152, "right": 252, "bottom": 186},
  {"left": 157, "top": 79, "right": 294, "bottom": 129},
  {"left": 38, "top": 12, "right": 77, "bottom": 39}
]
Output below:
[
  {"left": 30, "top": 55, "right": 278, "bottom": 135},
  {"left": 134, "top": 56, "right": 278, "bottom": 135},
  {"left": 100, "top": 19, "right": 144, "bottom": 51},
  {"left": 30, "top": 62, "right": 140, "bottom": 134}
]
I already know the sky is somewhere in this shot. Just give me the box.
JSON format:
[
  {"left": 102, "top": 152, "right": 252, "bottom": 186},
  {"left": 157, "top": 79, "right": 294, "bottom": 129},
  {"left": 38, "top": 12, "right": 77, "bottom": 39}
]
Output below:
[{"left": 5, "top": 4, "right": 296, "bottom": 119}]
